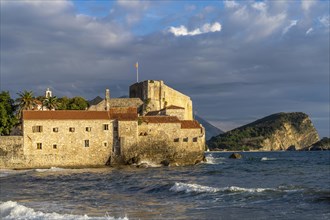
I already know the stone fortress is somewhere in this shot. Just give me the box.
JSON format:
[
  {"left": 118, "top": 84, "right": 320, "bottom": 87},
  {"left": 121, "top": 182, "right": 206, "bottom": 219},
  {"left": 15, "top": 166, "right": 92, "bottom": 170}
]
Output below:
[{"left": 0, "top": 80, "right": 205, "bottom": 168}]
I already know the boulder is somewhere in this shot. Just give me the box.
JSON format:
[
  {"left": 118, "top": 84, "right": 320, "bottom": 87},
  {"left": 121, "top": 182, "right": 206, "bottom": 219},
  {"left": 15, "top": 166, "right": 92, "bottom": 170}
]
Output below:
[
  {"left": 160, "top": 159, "right": 170, "bottom": 166},
  {"left": 229, "top": 153, "right": 242, "bottom": 159},
  {"left": 286, "top": 145, "right": 296, "bottom": 151}
]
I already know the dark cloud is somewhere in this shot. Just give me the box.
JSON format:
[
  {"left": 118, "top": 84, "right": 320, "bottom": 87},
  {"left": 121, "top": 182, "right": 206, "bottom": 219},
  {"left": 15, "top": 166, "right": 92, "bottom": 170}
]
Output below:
[{"left": 0, "top": 0, "right": 329, "bottom": 137}]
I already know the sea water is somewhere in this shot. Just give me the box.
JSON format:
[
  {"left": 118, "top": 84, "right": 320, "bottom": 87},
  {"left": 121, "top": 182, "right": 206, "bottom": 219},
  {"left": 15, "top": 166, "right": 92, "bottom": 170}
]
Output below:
[{"left": 0, "top": 151, "right": 329, "bottom": 220}]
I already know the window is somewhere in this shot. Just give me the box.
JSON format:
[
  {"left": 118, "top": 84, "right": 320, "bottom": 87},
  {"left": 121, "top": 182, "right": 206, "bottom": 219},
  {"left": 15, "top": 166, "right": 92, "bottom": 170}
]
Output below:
[
  {"left": 37, "top": 143, "right": 42, "bottom": 149},
  {"left": 183, "top": 137, "right": 188, "bottom": 142},
  {"left": 193, "top": 137, "right": 198, "bottom": 142},
  {"left": 103, "top": 124, "right": 109, "bottom": 130},
  {"left": 53, "top": 144, "right": 57, "bottom": 149},
  {"left": 32, "top": 126, "right": 43, "bottom": 133},
  {"left": 86, "top": 127, "right": 92, "bottom": 132},
  {"left": 103, "top": 141, "right": 108, "bottom": 147},
  {"left": 174, "top": 138, "right": 180, "bottom": 142},
  {"left": 114, "top": 126, "right": 118, "bottom": 132},
  {"left": 69, "top": 127, "right": 75, "bottom": 132},
  {"left": 53, "top": 127, "right": 58, "bottom": 132},
  {"left": 84, "top": 140, "right": 89, "bottom": 147}
]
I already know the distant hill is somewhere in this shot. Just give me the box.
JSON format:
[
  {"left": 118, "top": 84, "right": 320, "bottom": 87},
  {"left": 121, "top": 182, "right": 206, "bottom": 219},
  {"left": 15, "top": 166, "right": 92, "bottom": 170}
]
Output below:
[
  {"left": 88, "top": 96, "right": 103, "bottom": 106},
  {"left": 194, "top": 115, "right": 224, "bottom": 141},
  {"left": 207, "top": 112, "right": 319, "bottom": 151}
]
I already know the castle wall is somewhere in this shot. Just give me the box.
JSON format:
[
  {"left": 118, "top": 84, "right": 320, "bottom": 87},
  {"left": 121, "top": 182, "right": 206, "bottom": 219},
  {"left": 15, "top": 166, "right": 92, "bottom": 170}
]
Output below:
[
  {"left": 0, "top": 136, "right": 25, "bottom": 168},
  {"left": 21, "top": 119, "right": 114, "bottom": 168},
  {"left": 130, "top": 80, "right": 193, "bottom": 120}
]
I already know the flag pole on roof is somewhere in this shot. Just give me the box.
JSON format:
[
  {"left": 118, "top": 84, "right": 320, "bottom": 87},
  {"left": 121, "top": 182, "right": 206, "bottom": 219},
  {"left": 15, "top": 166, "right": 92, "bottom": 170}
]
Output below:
[{"left": 135, "top": 61, "right": 139, "bottom": 83}]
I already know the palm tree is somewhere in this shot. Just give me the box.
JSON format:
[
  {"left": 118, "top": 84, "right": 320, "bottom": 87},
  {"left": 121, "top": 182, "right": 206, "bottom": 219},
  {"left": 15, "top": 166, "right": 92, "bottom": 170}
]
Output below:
[
  {"left": 43, "top": 96, "right": 58, "bottom": 110},
  {"left": 16, "top": 90, "right": 37, "bottom": 119}
]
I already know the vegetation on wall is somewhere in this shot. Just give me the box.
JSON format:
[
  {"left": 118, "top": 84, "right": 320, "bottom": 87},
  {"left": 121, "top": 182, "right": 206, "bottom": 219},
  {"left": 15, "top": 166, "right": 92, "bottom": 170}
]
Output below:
[{"left": 0, "top": 91, "right": 18, "bottom": 135}]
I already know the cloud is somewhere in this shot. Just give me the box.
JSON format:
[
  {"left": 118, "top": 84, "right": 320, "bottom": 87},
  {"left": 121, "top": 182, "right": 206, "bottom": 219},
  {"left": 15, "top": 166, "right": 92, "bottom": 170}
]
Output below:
[
  {"left": 282, "top": 20, "right": 298, "bottom": 35},
  {"left": 224, "top": 0, "right": 239, "bottom": 9},
  {"left": 302, "top": 0, "right": 317, "bottom": 13},
  {"left": 306, "top": 27, "right": 313, "bottom": 35},
  {"left": 169, "top": 22, "right": 221, "bottom": 36},
  {"left": 319, "top": 15, "right": 330, "bottom": 27}
]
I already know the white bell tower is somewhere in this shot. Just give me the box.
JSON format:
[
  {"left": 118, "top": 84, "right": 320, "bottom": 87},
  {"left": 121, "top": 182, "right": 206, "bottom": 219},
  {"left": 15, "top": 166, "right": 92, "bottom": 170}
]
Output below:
[{"left": 45, "top": 88, "right": 52, "bottom": 98}]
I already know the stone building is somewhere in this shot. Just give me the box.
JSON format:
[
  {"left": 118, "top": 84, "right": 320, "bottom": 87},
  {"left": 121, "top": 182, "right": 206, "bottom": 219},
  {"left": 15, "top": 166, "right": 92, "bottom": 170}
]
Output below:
[
  {"left": 0, "top": 80, "right": 205, "bottom": 168},
  {"left": 129, "top": 80, "right": 193, "bottom": 120}
]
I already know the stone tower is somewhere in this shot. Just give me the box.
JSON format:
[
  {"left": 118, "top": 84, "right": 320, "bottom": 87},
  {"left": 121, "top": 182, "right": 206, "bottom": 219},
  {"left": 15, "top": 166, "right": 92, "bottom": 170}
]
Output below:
[{"left": 45, "top": 88, "right": 52, "bottom": 98}]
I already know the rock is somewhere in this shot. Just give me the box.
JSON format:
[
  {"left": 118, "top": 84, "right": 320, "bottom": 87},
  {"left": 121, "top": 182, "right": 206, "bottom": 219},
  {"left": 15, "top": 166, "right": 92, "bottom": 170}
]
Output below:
[
  {"left": 229, "top": 153, "right": 242, "bottom": 159},
  {"left": 286, "top": 145, "right": 296, "bottom": 151},
  {"left": 137, "top": 163, "right": 149, "bottom": 168},
  {"left": 126, "top": 156, "right": 140, "bottom": 165},
  {"left": 207, "top": 112, "right": 319, "bottom": 151},
  {"left": 160, "top": 159, "right": 170, "bottom": 166}
]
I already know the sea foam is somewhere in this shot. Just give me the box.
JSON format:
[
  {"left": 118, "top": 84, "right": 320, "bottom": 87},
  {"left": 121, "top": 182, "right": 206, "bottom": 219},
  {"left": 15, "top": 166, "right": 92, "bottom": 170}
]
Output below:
[
  {"left": 204, "top": 154, "right": 225, "bottom": 165},
  {"left": 35, "top": 167, "right": 69, "bottom": 172},
  {"left": 170, "top": 182, "right": 273, "bottom": 194},
  {"left": 0, "top": 201, "right": 128, "bottom": 220},
  {"left": 261, "top": 157, "right": 277, "bottom": 161}
]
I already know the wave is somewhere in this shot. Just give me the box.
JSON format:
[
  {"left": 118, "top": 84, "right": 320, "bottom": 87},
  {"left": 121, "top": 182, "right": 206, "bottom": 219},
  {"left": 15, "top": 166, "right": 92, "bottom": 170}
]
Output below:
[
  {"left": 0, "top": 169, "right": 32, "bottom": 178},
  {"left": 204, "top": 154, "right": 225, "bottom": 165},
  {"left": 35, "top": 167, "right": 70, "bottom": 172},
  {"left": 261, "top": 157, "right": 277, "bottom": 161},
  {"left": 170, "top": 182, "right": 276, "bottom": 194},
  {"left": 0, "top": 201, "right": 128, "bottom": 220}
]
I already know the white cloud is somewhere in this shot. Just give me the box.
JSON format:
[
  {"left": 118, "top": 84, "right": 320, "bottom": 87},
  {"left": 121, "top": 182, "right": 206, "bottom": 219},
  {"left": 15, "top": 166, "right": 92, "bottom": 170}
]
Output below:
[
  {"left": 306, "top": 27, "right": 313, "bottom": 35},
  {"left": 224, "top": 0, "right": 239, "bottom": 9},
  {"left": 319, "top": 15, "right": 330, "bottom": 27},
  {"left": 282, "top": 20, "right": 298, "bottom": 35},
  {"left": 251, "top": 2, "right": 267, "bottom": 13},
  {"left": 302, "top": 0, "right": 317, "bottom": 13},
  {"left": 169, "top": 22, "right": 221, "bottom": 36}
]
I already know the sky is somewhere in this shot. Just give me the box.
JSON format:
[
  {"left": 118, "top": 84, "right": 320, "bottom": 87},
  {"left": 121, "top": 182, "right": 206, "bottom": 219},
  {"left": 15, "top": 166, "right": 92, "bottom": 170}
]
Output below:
[{"left": 0, "top": 0, "right": 329, "bottom": 137}]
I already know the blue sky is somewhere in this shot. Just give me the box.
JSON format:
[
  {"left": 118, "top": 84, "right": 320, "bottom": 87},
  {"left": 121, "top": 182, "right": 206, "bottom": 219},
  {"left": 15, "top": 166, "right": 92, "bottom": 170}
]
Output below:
[{"left": 1, "top": 0, "right": 329, "bottom": 137}]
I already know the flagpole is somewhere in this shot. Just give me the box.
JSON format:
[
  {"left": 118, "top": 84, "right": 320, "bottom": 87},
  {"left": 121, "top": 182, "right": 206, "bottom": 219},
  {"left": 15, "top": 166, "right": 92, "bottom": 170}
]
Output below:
[{"left": 136, "top": 62, "right": 139, "bottom": 82}]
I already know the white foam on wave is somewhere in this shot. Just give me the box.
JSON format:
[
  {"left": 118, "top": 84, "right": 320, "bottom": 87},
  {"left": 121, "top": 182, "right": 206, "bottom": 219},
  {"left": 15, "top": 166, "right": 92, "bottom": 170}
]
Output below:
[
  {"left": 35, "top": 167, "right": 69, "bottom": 172},
  {"left": 0, "top": 169, "right": 31, "bottom": 178},
  {"left": 0, "top": 201, "right": 128, "bottom": 220},
  {"left": 204, "top": 154, "right": 225, "bottom": 165},
  {"left": 170, "top": 182, "right": 273, "bottom": 194},
  {"left": 261, "top": 157, "right": 277, "bottom": 161},
  {"left": 137, "top": 160, "right": 162, "bottom": 168}
]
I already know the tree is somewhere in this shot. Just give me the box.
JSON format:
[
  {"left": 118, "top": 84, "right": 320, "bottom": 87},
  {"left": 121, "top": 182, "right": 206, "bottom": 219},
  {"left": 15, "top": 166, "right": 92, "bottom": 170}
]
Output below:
[
  {"left": 16, "top": 90, "right": 37, "bottom": 119},
  {"left": 43, "top": 96, "right": 58, "bottom": 110},
  {"left": 57, "top": 96, "right": 70, "bottom": 110},
  {"left": 68, "top": 97, "right": 88, "bottom": 110},
  {"left": 0, "top": 91, "right": 18, "bottom": 135}
]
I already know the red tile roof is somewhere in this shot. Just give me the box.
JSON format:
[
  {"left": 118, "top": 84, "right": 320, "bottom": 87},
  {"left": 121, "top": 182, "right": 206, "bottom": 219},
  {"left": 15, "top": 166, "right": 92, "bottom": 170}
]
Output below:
[
  {"left": 23, "top": 108, "right": 138, "bottom": 121},
  {"left": 180, "top": 120, "right": 202, "bottom": 129}
]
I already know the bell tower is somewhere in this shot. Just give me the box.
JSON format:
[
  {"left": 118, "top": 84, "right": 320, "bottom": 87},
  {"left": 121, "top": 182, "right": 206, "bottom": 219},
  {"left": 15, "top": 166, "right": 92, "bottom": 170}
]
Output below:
[{"left": 45, "top": 88, "right": 52, "bottom": 98}]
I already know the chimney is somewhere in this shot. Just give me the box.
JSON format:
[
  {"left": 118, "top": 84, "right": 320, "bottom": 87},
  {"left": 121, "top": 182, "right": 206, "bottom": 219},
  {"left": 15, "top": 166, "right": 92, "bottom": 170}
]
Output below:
[{"left": 105, "top": 89, "right": 110, "bottom": 110}]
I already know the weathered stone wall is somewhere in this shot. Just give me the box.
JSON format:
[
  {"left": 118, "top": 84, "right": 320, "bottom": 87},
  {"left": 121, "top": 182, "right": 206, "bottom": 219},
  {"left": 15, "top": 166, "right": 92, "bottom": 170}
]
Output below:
[
  {"left": 130, "top": 80, "right": 193, "bottom": 120},
  {"left": 21, "top": 119, "right": 114, "bottom": 168},
  {"left": 88, "top": 98, "right": 143, "bottom": 111},
  {"left": 121, "top": 121, "right": 205, "bottom": 166},
  {"left": 163, "top": 108, "right": 185, "bottom": 120},
  {"left": 0, "top": 136, "right": 25, "bottom": 168}
]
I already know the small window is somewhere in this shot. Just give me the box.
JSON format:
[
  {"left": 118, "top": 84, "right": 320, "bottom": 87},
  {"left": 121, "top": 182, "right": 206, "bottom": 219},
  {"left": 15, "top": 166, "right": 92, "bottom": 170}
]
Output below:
[
  {"left": 174, "top": 138, "right": 180, "bottom": 142},
  {"left": 103, "top": 141, "right": 108, "bottom": 147},
  {"left": 84, "top": 140, "right": 89, "bottom": 147},
  {"left": 53, "top": 144, "right": 57, "bottom": 149},
  {"left": 103, "top": 124, "right": 109, "bottom": 130},
  {"left": 33, "top": 126, "right": 43, "bottom": 133},
  {"left": 37, "top": 143, "right": 42, "bottom": 149},
  {"left": 69, "top": 127, "right": 75, "bottom": 132},
  {"left": 183, "top": 137, "right": 188, "bottom": 142},
  {"left": 86, "top": 127, "right": 92, "bottom": 132},
  {"left": 193, "top": 137, "right": 198, "bottom": 142},
  {"left": 53, "top": 127, "right": 58, "bottom": 132}
]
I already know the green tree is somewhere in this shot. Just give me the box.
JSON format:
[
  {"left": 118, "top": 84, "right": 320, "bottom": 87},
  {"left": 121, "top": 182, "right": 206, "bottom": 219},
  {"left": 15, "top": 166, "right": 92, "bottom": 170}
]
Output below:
[
  {"left": 0, "top": 91, "right": 18, "bottom": 135},
  {"left": 57, "top": 96, "right": 70, "bottom": 110},
  {"left": 16, "top": 90, "right": 37, "bottom": 119},
  {"left": 43, "top": 96, "right": 58, "bottom": 110},
  {"left": 68, "top": 97, "right": 88, "bottom": 110}
]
